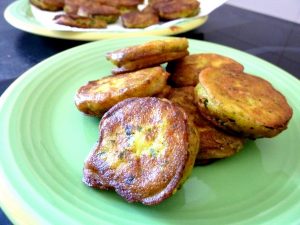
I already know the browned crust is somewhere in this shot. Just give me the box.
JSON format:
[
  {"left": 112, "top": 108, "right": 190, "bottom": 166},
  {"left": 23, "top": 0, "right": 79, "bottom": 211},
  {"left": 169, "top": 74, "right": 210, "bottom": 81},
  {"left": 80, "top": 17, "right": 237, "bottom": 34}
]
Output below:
[
  {"left": 121, "top": 11, "right": 159, "bottom": 28},
  {"left": 30, "top": 0, "right": 64, "bottom": 11},
  {"left": 106, "top": 38, "right": 189, "bottom": 65},
  {"left": 167, "top": 53, "right": 244, "bottom": 87},
  {"left": 195, "top": 68, "right": 293, "bottom": 138},
  {"left": 54, "top": 14, "right": 107, "bottom": 28},
  {"left": 74, "top": 66, "right": 169, "bottom": 117},
  {"left": 82, "top": 97, "right": 191, "bottom": 205},
  {"left": 167, "top": 86, "right": 244, "bottom": 164},
  {"left": 152, "top": 0, "right": 200, "bottom": 20},
  {"left": 112, "top": 51, "right": 189, "bottom": 74}
]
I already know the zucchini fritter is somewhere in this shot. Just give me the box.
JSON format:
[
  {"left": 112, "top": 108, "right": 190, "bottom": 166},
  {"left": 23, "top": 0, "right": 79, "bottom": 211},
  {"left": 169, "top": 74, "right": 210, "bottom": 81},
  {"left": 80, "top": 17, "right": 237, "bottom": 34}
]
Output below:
[
  {"left": 166, "top": 87, "right": 244, "bottom": 165},
  {"left": 54, "top": 14, "right": 107, "bottom": 28},
  {"left": 106, "top": 38, "right": 189, "bottom": 74},
  {"left": 75, "top": 67, "right": 170, "bottom": 117},
  {"left": 150, "top": 0, "right": 200, "bottom": 20},
  {"left": 30, "top": 0, "right": 64, "bottom": 11},
  {"left": 83, "top": 97, "right": 199, "bottom": 205},
  {"left": 167, "top": 53, "right": 244, "bottom": 87},
  {"left": 121, "top": 10, "right": 159, "bottom": 28},
  {"left": 195, "top": 68, "right": 293, "bottom": 138},
  {"left": 63, "top": 0, "right": 120, "bottom": 24}
]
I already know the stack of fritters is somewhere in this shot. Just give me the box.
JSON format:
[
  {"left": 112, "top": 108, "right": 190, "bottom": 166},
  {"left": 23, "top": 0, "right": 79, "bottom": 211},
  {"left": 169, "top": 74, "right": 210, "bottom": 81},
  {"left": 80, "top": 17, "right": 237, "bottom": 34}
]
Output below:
[
  {"left": 30, "top": 0, "right": 201, "bottom": 29},
  {"left": 165, "top": 86, "right": 244, "bottom": 165},
  {"left": 75, "top": 38, "right": 293, "bottom": 205},
  {"left": 55, "top": 0, "right": 123, "bottom": 28}
]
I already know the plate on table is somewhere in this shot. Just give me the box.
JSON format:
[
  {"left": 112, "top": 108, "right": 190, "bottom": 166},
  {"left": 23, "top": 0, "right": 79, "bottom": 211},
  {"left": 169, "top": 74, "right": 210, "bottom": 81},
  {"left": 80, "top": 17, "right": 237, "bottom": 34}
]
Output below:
[
  {"left": 0, "top": 36, "right": 300, "bottom": 225},
  {"left": 4, "top": 0, "right": 208, "bottom": 41}
]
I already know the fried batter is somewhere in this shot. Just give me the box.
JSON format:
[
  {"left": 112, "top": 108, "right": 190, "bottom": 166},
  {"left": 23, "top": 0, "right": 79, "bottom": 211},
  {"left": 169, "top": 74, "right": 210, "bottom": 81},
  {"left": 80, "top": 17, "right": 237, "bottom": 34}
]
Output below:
[
  {"left": 151, "top": 0, "right": 200, "bottom": 20},
  {"left": 113, "top": 0, "right": 140, "bottom": 14},
  {"left": 121, "top": 10, "right": 159, "bottom": 28},
  {"left": 75, "top": 67, "right": 170, "bottom": 117},
  {"left": 167, "top": 87, "right": 244, "bottom": 165},
  {"left": 195, "top": 68, "right": 293, "bottom": 138},
  {"left": 83, "top": 97, "right": 199, "bottom": 205},
  {"left": 54, "top": 14, "right": 107, "bottom": 28},
  {"left": 30, "top": 0, "right": 64, "bottom": 11},
  {"left": 106, "top": 38, "right": 189, "bottom": 74},
  {"left": 167, "top": 53, "right": 244, "bottom": 87},
  {"left": 64, "top": 0, "right": 120, "bottom": 24}
]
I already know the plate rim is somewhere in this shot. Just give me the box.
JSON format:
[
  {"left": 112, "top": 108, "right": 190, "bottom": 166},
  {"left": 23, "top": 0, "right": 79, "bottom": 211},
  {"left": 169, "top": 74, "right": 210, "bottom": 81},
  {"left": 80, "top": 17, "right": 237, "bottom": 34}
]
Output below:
[{"left": 4, "top": 0, "right": 208, "bottom": 41}]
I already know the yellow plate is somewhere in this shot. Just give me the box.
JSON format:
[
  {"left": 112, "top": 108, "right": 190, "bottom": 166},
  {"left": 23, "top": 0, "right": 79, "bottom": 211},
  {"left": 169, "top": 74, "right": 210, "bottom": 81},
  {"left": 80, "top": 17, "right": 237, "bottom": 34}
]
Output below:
[{"left": 4, "top": 0, "right": 208, "bottom": 41}]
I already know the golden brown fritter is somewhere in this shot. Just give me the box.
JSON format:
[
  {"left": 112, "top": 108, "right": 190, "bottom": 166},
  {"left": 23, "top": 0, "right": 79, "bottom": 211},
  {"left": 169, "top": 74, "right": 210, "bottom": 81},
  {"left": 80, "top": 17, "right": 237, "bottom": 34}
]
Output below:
[
  {"left": 75, "top": 67, "right": 170, "bottom": 117},
  {"left": 166, "top": 87, "right": 244, "bottom": 165},
  {"left": 106, "top": 38, "right": 189, "bottom": 74},
  {"left": 121, "top": 10, "right": 159, "bottom": 28},
  {"left": 30, "top": 0, "right": 64, "bottom": 11},
  {"left": 83, "top": 97, "right": 199, "bottom": 205},
  {"left": 113, "top": 0, "right": 141, "bottom": 14},
  {"left": 150, "top": 0, "right": 200, "bottom": 20},
  {"left": 54, "top": 14, "right": 107, "bottom": 28},
  {"left": 167, "top": 53, "right": 244, "bottom": 87},
  {"left": 63, "top": 0, "right": 120, "bottom": 24},
  {"left": 194, "top": 68, "right": 293, "bottom": 138}
]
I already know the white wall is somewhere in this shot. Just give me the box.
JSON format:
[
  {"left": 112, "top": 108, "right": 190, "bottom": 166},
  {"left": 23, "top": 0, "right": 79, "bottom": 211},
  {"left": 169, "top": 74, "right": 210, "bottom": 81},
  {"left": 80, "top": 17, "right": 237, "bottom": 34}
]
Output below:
[{"left": 227, "top": 0, "right": 300, "bottom": 24}]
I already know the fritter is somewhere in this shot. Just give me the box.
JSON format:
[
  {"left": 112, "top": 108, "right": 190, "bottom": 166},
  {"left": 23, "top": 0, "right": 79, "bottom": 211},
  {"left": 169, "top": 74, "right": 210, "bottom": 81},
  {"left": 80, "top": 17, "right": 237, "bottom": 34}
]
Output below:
[
  {"left": 112, "top": 0, "right": 141, "bottom": 14},
  {"left": 106, "top": 38, "right": 189, "bottom": 74},
  {"left": 150, "top": 0, "right": 200, "bottom": 20},
  {"left": 121, "top": 10, "right": 159, "bottom": 28},
  {"left": 54, "top": 14, "right": 107, "bottom": 28},
  {"left": 64, "top": 0, "right": 120, "bottom": 24},
  {"left": 166, "top": 87, "right": 244, "bottom": 165},
  {"left": 167, "top": 53, "right": 244, "bottom": 87},
  {"left": 195, "top": 68, "right": 293, "bottom": 138},
  {"left": 82, "top": 97, "right": 199, "bottom": 205},
  {"left": 30, "top": 0, "right": 64, "bottom": 11},
  {"left": 75, "top": 67, "right": 170, "bottom": 117}
]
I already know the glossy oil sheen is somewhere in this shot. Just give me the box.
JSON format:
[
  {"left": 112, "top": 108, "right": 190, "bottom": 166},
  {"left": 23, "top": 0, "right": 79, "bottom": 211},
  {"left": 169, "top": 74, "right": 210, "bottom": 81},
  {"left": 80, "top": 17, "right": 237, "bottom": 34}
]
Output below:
[{"left": 0, "top": 37, "right": 300, "bottom": 225}]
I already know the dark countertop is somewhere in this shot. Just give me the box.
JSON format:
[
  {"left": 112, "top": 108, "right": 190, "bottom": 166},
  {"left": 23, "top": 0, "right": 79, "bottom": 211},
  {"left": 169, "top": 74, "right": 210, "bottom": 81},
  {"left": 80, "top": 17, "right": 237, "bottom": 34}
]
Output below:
[{"left": 0, "top": 0, "right": 299, "bottom": 224}]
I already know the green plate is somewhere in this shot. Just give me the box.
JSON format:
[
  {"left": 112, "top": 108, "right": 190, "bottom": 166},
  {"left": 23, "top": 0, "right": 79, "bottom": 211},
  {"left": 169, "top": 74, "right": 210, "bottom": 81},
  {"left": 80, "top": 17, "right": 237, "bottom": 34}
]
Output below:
[
  {"left": 0, "top": 37, "right": 300, "bottom": 225},
  {"left": 4, "top": 0, "right": 207, "bottom": 41}
]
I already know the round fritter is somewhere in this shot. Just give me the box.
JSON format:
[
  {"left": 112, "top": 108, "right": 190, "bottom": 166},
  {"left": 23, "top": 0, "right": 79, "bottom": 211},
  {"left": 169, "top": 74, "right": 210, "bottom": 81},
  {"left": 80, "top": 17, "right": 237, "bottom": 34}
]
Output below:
[
  {"left": 106, "top": 38, "right": 189, "bottom": 74},
  {"left": 112, "top": 0, "right": 141, "bottom": 14},
  {"left": 166, "top": 87, "right": 244, "bottom": 165},
  {"left": 54, "top": 14, "right": 108, "bottom": 28},
  {"left": 121, "top": 11, "right": 159, "bottom": 28},
  {"left": 30, "top": 0, "right": 64, "bottom": 11},
  {"left": 64, "top": 0, "right": 120, "bottom": 24},
  {"left": 82, "top": 97, "right": 199, "bottom": 205},
  {"left": 195, "top": 68, "right": 293, "bottom": 138},
  {"left": 150, "top": 0, "right": 200, "bottom": 20},
  {"left": 75, "top": 67, "right": 170, "bottom": 117},
  {"left": 167, "top": 53, "right": 244, "bottom": 87}
]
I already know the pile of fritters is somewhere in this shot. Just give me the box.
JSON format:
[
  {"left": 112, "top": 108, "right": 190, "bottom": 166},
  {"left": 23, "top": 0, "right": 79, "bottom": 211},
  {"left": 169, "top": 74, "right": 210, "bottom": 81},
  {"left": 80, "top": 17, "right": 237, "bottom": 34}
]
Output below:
[
  {"left": 30, "top": 0, "right": 201, "bottom": 29},
  {"left": 75, "top": 38, "right": 293, "bottom": 205}
]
